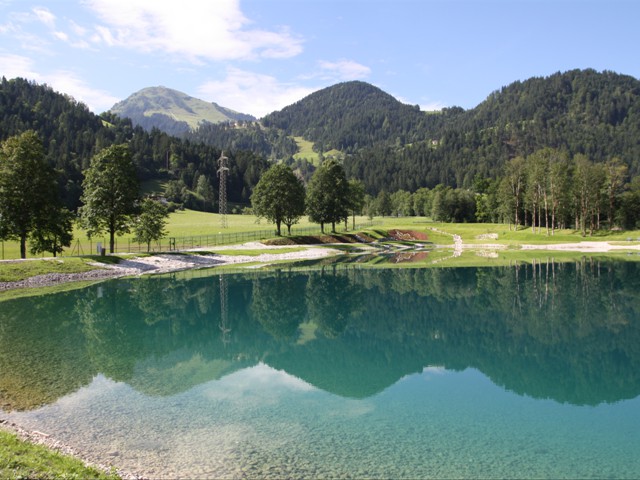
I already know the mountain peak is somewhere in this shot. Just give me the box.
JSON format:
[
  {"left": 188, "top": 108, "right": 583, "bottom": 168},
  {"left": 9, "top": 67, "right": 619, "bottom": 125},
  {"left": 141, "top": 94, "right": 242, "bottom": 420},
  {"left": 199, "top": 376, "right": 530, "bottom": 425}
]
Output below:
[{"left": 110, "top": 86, "right": 255, "bottom": 136}]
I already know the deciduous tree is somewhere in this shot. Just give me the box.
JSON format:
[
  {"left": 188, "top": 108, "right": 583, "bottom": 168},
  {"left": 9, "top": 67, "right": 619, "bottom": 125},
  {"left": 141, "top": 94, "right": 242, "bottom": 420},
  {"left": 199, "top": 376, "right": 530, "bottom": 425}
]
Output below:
[
  {"left": 133, "top": 198, "right": 169, "bottom": 252},
  {"left": 306, "top": 159, "right": 349, "bottom": 233},
  {"left": 0, "top": 131, "right": 63, "bottom": 258},
  {"left": 29, "top": 207, "right": 74, "bottom": 257},
  {"left": 251, "top": 163, "right": 306, "bottom": 235},
  {"left": 80, "top": 144, "right": 139, "bottom": 253}
]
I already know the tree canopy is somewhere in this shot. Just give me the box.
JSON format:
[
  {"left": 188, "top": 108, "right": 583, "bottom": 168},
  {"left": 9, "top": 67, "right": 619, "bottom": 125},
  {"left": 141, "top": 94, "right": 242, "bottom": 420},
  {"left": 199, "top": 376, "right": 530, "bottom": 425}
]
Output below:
[
  {"left": 306, "top": 159, "right": 349, "bottom": 233},
  {"left": 80, "top": 143, "right": 139, "bottom": 253},
  {"left": 0, "top": 131, "right": 66, "bottom": 258},
  {"left": 251, "top": 163, "right": 306, "bottom": 235},
  {"left": 133, "top": 198, "right": 169, "bottom": 252}
]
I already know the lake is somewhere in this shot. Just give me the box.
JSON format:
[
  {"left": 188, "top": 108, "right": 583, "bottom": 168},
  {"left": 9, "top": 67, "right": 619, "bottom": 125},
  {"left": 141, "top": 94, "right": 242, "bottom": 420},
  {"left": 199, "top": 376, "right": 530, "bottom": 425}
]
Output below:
[{"left": 1, "top": 259, "right": 640, "bottom": 478}]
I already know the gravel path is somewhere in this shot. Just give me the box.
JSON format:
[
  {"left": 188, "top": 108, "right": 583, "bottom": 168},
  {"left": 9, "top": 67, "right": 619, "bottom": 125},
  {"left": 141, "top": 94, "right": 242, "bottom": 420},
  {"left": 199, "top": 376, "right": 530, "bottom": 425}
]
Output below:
[{"left": 0, "top": 244, "right": 340, "bottom": 292}]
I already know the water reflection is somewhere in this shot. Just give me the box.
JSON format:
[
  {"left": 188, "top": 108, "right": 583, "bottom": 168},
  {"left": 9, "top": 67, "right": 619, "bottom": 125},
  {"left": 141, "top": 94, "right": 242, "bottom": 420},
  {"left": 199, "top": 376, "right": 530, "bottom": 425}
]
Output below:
[{"left": 1, "top": 260, "right": 640, "bottom": 411}]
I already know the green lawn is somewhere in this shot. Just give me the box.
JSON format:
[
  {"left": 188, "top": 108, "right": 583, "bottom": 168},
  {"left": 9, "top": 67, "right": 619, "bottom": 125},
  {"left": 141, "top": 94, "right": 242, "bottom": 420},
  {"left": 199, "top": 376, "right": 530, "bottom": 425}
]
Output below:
[
  {"left": 0, "top": 211, "right": 373, "bottom": 260},
  {"left": 3, "top": 213, "right": 640, "bottom": 261},
  {"left": 0, "top": 256, "right": 113, "bottom": 282},
  {"left": 0, "top": 429, "right": 119, "bottom": 479}
]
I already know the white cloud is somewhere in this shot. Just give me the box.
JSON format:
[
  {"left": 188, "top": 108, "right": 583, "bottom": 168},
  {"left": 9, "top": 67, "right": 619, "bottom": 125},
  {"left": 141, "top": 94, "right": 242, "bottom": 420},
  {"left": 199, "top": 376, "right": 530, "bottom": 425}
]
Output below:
[
  {"left": 69, "top": 20, "right": 88, "bottom": 38},
  {"left": 394, "top": 93, "right": 446, "bottom": 112},
  {"left": 198, "top": 67, "right": 315, "bottom": 117},
  {"left": 46, "top": 70, "right": 119, "bottom": 112},
  {"left": 53, "top": 30, "right": 68, "bottom": 42},
  {"left": 0, "top": 54, "right": 118, "bottom": 112},
  {"left": 0, "top": 53, "right": 41, "bottom": 80},
  {"left": 32, "top": 6, "right": 56, "bottom": 28},
  {"left": 420, "top": 101, "right": 446, "bottom": 112},
  {"left": 318, "top": 59, "right": 371, "bottom": 80},
  {"left": 83, "top": 0, "right": 303, "bottom": 62}
]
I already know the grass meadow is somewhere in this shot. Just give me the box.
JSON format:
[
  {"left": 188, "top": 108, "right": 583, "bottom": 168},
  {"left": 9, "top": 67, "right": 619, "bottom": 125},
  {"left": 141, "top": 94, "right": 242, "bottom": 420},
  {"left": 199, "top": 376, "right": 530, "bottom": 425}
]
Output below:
[{"left": 2, "top": 210, "right": 640, "bottom": 261}]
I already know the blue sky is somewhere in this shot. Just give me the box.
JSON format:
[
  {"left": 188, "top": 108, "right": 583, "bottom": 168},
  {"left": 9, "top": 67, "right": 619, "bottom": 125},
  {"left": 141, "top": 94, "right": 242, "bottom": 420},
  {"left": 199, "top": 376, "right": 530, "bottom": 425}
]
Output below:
[{"left": 1, "top": 0, "right": 639, "bottom": 117}]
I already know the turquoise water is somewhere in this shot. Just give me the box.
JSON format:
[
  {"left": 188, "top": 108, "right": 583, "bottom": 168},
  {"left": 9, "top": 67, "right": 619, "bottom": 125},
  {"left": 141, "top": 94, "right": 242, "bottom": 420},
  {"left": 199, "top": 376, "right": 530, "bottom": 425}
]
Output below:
[{"left": 1, "top": 261, "right": 640, "bottom": 478}]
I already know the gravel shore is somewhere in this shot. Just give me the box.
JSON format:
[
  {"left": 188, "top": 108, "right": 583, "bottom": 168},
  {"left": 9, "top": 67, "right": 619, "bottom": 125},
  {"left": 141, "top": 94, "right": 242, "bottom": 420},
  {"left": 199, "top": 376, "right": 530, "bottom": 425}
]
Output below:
[
  {"left": 0, "top": 419, "right": 144, "bottom": 479},
  {"left": 0, "top": 243, "right": 340, "bottom": 292}
]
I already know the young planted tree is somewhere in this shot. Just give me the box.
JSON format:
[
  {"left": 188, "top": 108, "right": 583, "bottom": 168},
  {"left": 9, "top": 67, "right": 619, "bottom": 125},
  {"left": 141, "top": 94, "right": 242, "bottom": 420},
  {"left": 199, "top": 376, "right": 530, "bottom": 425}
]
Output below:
[
  {"left": 80, "top": 144, "right": 139, "bottom": 253},
  {"left": 306, "top": 159, "right": 349, "bottom": 233},
  {"left": 0, "top": 131, "right": 65, "bottom": 258},
  {"left": 133, "top": 198, "right": 170, "bottom": 252},
  {"left": 251, "top": 163, "right": 306, "bottom": 235}
]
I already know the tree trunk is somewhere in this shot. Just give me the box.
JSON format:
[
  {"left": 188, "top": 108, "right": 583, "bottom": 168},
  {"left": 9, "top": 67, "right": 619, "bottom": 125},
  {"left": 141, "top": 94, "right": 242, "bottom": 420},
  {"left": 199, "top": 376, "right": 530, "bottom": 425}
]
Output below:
[
  {"left": 20, "top": 232, "right": 27, "bottom": 259},
  {"left": 110, "top": 228, "right": 115, "bottom": 254},
  {"left": 276, "top": 220, "right": 281, "bottom": 236},
  {"left": 531, "top": 202, "right": 537, "bottom": 233},
  {"left": 543, "top": 191, "right": 549, "bottom": 236}
]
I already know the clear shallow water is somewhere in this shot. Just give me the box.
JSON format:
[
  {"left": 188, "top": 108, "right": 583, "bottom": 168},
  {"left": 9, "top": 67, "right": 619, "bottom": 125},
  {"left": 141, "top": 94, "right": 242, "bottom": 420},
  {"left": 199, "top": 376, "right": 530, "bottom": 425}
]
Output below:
[{"left": 1, "top": 261, "right": 640, "bottom": 478}]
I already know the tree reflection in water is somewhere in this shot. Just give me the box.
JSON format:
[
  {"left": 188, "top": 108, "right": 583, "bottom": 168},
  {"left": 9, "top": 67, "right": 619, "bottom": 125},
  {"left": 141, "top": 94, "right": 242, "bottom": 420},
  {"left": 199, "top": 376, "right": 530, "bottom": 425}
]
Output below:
[{"left": 1, "top": 259, "right": 640, "bottom": 410}]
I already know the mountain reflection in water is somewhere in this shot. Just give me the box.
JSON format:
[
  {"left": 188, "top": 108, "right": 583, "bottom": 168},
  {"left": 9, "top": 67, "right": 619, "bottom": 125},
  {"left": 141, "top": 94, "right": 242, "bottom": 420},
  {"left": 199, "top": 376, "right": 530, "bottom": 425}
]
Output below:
[{"left": 1, "top": 259, "right": 640, "bottom": 411}]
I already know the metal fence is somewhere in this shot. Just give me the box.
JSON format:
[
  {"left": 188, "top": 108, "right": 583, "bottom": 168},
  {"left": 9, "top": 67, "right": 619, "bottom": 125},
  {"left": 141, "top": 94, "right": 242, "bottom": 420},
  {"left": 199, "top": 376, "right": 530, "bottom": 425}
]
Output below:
[{"left": 62, "top": 221, "right": 375, "bottom": 256}]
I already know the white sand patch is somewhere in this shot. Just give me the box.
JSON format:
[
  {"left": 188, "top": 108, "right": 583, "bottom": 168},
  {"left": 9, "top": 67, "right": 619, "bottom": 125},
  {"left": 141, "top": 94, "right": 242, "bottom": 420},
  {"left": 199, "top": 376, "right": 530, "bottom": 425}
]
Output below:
[
  {"left": 518, "top": 242, "right": 640, "bottom": 253},
  {"left": 0, "top": 243, "right": 340, "bottom": 291}
]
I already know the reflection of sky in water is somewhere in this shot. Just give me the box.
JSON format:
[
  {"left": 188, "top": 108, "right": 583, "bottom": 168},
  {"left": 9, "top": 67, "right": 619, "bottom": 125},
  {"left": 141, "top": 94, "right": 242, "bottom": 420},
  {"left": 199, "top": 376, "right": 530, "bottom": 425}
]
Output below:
[
  {"left": 3, "top": 363, "right": 640, "bottom": 479},
  {"left": 202, "top": 362, "right": 316, "bottom": 403}
]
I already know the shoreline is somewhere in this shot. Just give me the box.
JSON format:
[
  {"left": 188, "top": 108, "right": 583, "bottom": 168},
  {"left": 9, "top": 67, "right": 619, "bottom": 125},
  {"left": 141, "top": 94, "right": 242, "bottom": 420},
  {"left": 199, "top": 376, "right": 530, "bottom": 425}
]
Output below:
[
  {"left": 3, "top": 240, "right": 640, "bottom": 293},
  {"left": 0, "top": 419, "right": 144, "bottom": 479},
  {"left": 0, "top": 243, "right": 340, "bottom": 292}
]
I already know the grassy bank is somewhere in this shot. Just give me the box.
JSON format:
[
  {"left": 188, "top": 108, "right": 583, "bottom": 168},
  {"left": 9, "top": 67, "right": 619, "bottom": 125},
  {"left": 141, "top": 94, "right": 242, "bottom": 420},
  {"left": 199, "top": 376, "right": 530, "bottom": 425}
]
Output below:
[
  {"left": 4, "top": 211, "right": 640, "bottom": 260},
  {"left": 0, "top": 210, "right": 373, "bottom": 260},
  {"left": 0, "top": 428, "right": 119, "bottom": 479}
]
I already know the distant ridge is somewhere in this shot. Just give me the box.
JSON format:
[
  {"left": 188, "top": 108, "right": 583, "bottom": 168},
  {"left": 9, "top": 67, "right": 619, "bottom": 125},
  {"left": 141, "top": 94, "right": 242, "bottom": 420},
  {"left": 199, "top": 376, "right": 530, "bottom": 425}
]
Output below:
[{"left": 109, "top": 86, "right": 256, "bottom": 136}]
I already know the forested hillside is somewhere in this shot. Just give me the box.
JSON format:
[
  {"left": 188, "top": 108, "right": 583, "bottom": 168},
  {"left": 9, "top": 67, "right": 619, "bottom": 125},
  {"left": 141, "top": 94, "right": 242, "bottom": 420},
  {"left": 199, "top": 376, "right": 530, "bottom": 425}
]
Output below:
[
  {"left": 344, "top": 69, "right": 640, "bottom": 193},
  {"left": 261, "top": 81, "right": 444, "bottom": 152},
  {"left": 184, "top": 121, "right": 298, "bottom": 160},
  {"left": 104, "top": 69, "right": 640, "bottom": 197},
  {"left": 0, "top": 77, "right": 269, "bottom": 210},
  {"left": 4, "top": 69, "right": 640, "bottom": 219}
]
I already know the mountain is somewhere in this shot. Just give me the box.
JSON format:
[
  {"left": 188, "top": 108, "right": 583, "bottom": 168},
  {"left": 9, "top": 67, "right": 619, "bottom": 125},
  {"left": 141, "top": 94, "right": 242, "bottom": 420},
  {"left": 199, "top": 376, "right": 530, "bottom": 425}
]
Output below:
[
  {"left": 4, "top": 70, "right": 640, "bottom": 206},
  {"left": 343, "top": 69, "right": 640, "bottom": 192},
  {"left": 0, "top": 77, "right": 269, "bottom": 209},
  {"left": 261, "top": 80, "right": 441, "bottom": 152},
  {"left": 109, "top": 86, "right": 256, "bottom": 136}
]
